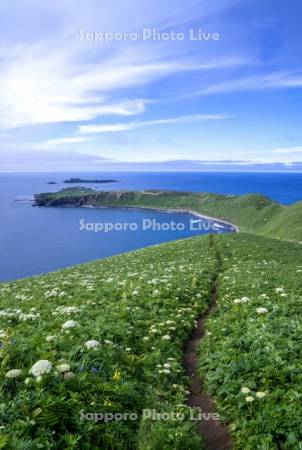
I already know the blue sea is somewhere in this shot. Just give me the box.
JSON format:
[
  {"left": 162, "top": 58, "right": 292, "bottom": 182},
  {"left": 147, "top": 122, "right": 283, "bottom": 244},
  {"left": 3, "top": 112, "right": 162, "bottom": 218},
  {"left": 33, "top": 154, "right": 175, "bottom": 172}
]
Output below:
[{"left": 1, "top": 171, "right": 301, "bottom": 282}]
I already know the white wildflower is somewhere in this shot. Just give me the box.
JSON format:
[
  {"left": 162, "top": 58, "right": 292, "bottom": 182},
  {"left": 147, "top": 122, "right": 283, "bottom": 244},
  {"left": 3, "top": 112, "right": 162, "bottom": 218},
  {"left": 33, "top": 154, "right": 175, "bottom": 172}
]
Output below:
[
  {"left": 56, "top": 364, "right": 70, "bottom": 373},
  {"left": 275, "top": 287, "right": 285, "bottom": 294},
  {"left": 5, "top": 369, "right": 22, "bottom": 379},
  {"left": 256, "top": 391, "right": 266, "bottom": 398},
  {"left": 241, "top": 387, "right": 251, "bottom": 394},
  {"left": 62, "top": 320, "right": 78, "bottom": 329},
  {"left": 162, "top": 335, "right": 171, "bottom": 340},
  {"left": 30, "top": 360, "right": 53, "bottom": 377},
  {"left": 85, "top": 340, "right": 100, "bottom": 350},
  {"left": 256, "top": 307, "right": 268, "bottom": 314},
  {"left": 64, "top": 372, "right": 74, "bottom": 380}
]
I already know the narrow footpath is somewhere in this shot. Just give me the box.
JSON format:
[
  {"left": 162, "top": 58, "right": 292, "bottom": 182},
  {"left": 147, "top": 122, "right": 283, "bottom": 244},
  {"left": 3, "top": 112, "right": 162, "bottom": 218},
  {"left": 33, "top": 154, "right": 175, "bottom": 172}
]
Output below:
[{"left": 183, "top": 236, "right": 232, "bottom": 450}]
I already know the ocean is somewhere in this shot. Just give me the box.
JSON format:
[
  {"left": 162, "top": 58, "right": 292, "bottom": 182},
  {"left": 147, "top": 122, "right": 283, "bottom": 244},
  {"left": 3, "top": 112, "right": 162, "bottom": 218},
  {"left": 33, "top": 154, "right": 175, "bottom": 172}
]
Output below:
[{"left": 0, "top": 171, "right": 301, "bottom": 282}]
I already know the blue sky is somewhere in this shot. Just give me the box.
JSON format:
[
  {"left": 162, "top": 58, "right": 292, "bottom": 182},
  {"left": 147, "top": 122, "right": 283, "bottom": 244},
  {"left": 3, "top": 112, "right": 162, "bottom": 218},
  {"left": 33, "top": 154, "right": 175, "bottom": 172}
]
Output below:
[{"left": 0, "top": 0, "right": 302, "bottom": 171}]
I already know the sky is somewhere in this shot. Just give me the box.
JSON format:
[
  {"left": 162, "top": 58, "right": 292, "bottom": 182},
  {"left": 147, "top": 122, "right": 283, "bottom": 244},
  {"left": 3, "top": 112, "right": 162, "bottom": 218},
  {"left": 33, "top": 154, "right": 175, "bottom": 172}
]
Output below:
[{"left": 0, "top": 0, "right": 302, "bottom": 171}]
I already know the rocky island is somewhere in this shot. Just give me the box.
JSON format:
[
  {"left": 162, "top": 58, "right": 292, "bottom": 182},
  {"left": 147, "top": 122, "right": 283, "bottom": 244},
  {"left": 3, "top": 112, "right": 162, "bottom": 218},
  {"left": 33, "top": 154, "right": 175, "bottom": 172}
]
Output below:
[{"left": 63, "top": 178, "right": 118, "bottom": 184}]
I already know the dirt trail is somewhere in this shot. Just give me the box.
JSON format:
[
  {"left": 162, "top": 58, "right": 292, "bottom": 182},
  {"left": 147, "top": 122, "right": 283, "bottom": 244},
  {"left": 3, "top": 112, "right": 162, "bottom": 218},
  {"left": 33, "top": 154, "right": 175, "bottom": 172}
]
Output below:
[{"left": 183, "top": 237, "right": 232, "bottom": 450}]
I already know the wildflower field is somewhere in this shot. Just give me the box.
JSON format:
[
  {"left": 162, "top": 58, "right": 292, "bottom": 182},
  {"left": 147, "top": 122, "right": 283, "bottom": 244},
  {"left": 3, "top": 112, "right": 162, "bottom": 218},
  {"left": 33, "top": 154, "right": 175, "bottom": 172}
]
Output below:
[
  {"left": 199, "top": 234, "right": 302, "bottom": 450},
  {"left": 0, "top": 236, "right": 216, "bottom": 449},
  {"left": 0, "top": 232, "right": 302, "bottom": 449}
]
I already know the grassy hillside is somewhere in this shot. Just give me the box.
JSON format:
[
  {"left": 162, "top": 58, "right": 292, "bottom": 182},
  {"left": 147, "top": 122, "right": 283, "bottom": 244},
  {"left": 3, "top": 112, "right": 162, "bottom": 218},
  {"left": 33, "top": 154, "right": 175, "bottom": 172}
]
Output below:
[
  {"left": 34, "top": 188, "right": 302, "bottom": 241},
  {"left": 199, "top": 233, "right": 302, "bottom": 450},
  {"left": 0, "top": 233, "right": 302, "bottom": 449},
  {"left": 0, "top": 236, "right": 216, "bottom": 450}
]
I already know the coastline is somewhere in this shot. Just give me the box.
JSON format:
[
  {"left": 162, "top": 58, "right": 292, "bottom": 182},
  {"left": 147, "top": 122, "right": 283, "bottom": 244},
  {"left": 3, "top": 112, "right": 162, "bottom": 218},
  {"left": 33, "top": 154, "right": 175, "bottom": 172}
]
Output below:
[{"left": 81, "top": 204, "right": 239, "bottom": 232}]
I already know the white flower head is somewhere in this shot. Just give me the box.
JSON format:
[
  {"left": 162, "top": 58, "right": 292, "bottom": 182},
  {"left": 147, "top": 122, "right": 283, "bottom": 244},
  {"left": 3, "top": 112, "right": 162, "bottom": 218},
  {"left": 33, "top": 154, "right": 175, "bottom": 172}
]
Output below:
[
  {"left": 84, "top": 340, "right": 100, "bottom": 350},
  {"left": 162, "top": 335, "right": 171, "bottom": 340},
  {"left": 30, "top": 360, "right": 53, "bottom": 377},
  {"left": 62, "top": 320, "right": 78, "bottom": 329},
  {"left": 275, "top": 287, "right": 285, "bottom": 294},
  {"left": 5, "top": 369, "right": 22, "bottom": 379},
  {"left": 64, "top": 371, "right": 74, "bottom": 380},
  {"left": 256, "top": 391, "right": 266, "bottom": 398},
  {"left": 56, "top": 363, "right": 70, "bottom": 373},
  {"left": 256, "top": 307, "right": 268, "bottom": 314},
  {"left": 241, "top": 387, "right": 251, "bottom": 394},
  {"left": 245, "top": 396, "right": 254, "bottom": 402}
]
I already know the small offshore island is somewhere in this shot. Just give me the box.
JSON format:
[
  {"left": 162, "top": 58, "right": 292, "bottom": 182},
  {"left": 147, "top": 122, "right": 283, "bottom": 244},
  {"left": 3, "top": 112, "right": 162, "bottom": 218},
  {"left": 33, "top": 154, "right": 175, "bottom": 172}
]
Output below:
[
  {"left": 34, "top": 187, "right": 302, "bottom": 241},
  {"left": 63, "top": 178, "right": 118, "bottom": 184}
]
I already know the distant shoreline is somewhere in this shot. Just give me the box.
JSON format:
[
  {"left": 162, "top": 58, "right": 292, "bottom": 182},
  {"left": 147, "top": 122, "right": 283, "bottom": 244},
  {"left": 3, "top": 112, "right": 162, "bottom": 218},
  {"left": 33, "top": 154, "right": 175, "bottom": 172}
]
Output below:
[{"left": 81, "top": 204, "right": 239, "bottom": 232}]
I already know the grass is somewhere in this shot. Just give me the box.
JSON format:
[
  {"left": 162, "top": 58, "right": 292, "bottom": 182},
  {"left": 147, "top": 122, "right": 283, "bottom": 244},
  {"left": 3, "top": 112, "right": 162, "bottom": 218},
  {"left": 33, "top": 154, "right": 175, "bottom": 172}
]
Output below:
[{"left": 34, "top": 188, "right": 302, "bottom": 241}]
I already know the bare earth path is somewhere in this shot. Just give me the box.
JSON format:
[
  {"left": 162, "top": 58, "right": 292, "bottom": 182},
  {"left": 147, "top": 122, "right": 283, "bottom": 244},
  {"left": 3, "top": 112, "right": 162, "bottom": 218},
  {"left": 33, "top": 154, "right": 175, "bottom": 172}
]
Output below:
[{"left": 183, "top": 238, "right": 232, "bottom": 450}]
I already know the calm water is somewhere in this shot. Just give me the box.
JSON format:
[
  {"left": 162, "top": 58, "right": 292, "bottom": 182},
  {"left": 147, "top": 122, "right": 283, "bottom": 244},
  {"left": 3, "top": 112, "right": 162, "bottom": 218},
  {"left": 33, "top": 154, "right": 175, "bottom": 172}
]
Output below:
[{"left": 1, "top": 171, "right": 301, "bottom": 282}]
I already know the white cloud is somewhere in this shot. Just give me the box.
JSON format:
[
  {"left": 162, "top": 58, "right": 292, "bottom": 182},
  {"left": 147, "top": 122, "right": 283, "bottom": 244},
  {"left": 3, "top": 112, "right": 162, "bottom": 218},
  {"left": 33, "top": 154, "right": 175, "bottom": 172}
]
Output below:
[
  {"left": 34, "top": 136, "right": 92, "bottom": 150},
  {"left": 0, "top": 44, "right": 166, "bottom": 129},
  {"left": 0, "top": 42, "right": 246, "bottom": 130},
  {"left": 79, "top": 114, "right": 230, "bottom": 134},
  {"left": 192, "top": 71, "right": 302, "bottom": 96},
  {"left": 0, "top": 0, "right": 248, "bottom": 132}
]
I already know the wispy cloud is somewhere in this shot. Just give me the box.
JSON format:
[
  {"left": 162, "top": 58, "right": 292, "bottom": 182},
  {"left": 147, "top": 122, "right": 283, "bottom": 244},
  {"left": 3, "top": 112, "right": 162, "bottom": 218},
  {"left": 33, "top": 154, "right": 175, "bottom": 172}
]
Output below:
[
  {"left": 79, "top": 114, "right": 230, "bottom": 134},
  {"left": 0, "top": 0, "right": 249, "bottom": 131},
  {"left": 191, "top": 71, "right": 302, "bottom": 96},
  {"left": 0, "top": 42, "right": 245, "bottom": 130},
  {"left": 0, "top": 44, "right": 170, "bottom": 129},
  {"left": 34, "top": 137, "right": 92, "bottom": 150}
]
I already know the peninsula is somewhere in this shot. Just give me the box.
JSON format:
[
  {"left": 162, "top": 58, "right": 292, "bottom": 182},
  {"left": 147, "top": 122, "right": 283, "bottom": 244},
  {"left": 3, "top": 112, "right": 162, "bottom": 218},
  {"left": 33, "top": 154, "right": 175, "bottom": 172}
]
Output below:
[{"left": 34, "top": 187, "right": 302, "bottom": 241}]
